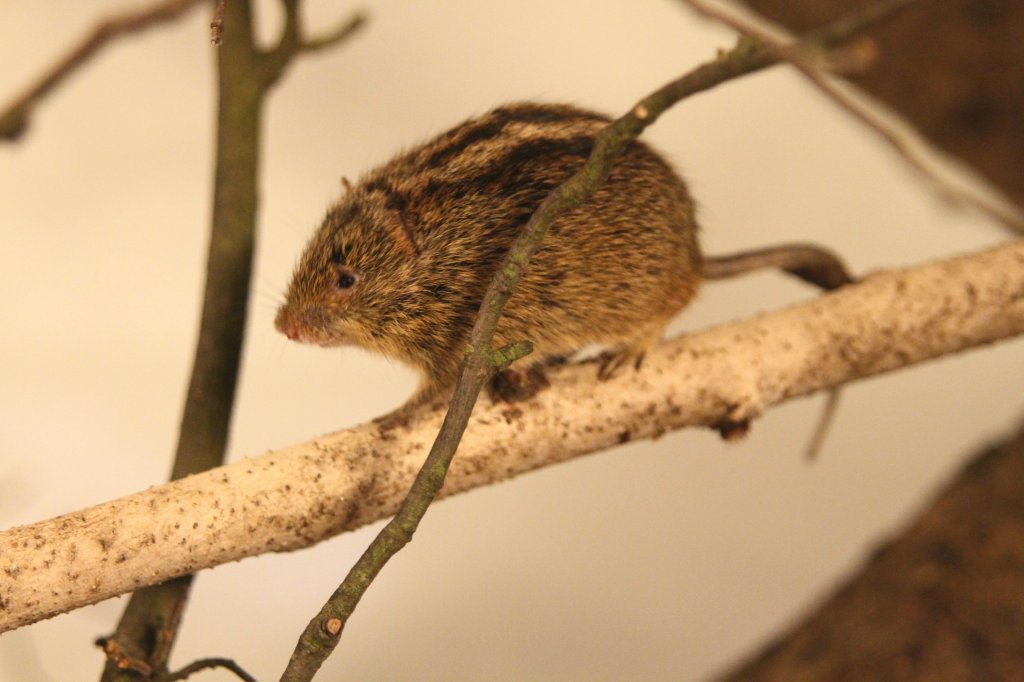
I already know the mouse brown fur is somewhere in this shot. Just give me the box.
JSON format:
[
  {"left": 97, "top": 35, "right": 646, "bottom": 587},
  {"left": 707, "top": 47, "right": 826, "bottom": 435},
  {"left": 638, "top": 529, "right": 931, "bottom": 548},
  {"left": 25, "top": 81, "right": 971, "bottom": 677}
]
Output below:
[
  {"left": 276, "top": 102, "right": 702, "bottom": 407},
  {"left": 276, "top": 102, "right": 852, "bottom": 411}
]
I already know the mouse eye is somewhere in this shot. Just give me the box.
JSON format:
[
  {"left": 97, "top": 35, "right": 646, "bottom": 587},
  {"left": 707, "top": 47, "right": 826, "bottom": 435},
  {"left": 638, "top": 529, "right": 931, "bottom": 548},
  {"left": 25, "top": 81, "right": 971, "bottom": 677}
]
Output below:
[{"left": 334, "top": 266, "right": 358, "bottom": 290}]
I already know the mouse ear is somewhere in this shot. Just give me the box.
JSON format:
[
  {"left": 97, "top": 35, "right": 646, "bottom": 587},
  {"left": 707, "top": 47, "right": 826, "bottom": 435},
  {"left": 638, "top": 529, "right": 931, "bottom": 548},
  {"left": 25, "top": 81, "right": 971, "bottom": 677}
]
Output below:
[
  {"left": 381, "top": 208, "right": 420, "bottom": 257},
  {"left": 362, "top": 180, "right": 419, "bottom": 256}
]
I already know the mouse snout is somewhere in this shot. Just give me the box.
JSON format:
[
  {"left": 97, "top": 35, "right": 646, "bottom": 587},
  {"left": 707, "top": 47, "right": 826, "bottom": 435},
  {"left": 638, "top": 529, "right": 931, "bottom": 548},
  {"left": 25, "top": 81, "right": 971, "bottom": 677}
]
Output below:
[
  {"left": 274, "top": 306, "right": 312, "bottom": 343},
  {"left": 279, "top": 324, "right": 302, "bottom": 341},
  {"left": 274, "top": 301, "right": 344, "bottom": 347}
]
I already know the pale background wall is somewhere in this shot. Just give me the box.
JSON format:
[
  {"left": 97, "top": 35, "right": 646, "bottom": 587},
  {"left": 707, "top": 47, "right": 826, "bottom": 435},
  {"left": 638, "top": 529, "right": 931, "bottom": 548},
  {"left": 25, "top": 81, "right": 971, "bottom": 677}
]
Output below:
[{"left": 1, "top": 1, "right": 1021, "bottom": 680}]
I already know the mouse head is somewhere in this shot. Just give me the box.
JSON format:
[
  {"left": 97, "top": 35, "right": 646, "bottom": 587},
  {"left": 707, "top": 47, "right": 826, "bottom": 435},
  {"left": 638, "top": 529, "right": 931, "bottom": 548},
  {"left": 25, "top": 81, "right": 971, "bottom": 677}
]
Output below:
[{"left": 275, "top": 187, "right": 419, "bottom": 354}]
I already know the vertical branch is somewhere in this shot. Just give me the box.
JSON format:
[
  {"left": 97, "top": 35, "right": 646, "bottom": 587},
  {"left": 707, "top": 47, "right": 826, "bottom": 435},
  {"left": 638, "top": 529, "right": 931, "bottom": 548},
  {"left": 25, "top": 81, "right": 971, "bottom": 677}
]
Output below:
[
  {"left": 173, "top": 3, "right": 262, "bottom": 483},
  {"left": 96, "top": 1, "right": 365, "bottom": 675},
  {"left": 100, "top": 2, "right": 262, "bottom": 678}
]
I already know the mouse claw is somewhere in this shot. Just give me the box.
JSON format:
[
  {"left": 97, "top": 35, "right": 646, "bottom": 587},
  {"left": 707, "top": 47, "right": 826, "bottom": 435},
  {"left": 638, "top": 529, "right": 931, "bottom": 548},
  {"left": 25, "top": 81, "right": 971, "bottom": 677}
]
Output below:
[
  {"left": 596, "top": 352, "right": 623, "bottom": 381},
  {"left": 596, "top": 349, "right": 646, "bottom": 381}
]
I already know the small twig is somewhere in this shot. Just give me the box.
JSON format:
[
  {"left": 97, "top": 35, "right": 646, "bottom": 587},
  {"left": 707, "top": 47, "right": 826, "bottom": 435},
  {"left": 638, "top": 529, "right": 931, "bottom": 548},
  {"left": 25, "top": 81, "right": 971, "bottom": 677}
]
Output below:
[
  {"left": 210, "top": 0, "right": 228, "bottom": 45},
  {"left": 96, "top": 636, "right": 153, "bottom": 676},
  {"left": 298, "top": 12, "right": 368, "bottom": 54},
  {"left": 260, "top": 7, "right": 367, "bottom": 85},
  {"left": 162, "top": 657, "right": 258, "bottom": 682},
  {"left": 0, "top": 0, "right": 206, "bottom": 142},
  {"left": 98, "top": 638, "right": 257, "bottom": 682},
  {"left": 806, "top": 388, "right": 841, "bottom": 460},
  {"left": 276, "top": 0, "right": 300, "bottom": 54},
  {"left": 679, "top": 0, "right": 1024, "bottom": 234},
  {"left": 277, "top": 2, "right": 916, "bottom": 678}
]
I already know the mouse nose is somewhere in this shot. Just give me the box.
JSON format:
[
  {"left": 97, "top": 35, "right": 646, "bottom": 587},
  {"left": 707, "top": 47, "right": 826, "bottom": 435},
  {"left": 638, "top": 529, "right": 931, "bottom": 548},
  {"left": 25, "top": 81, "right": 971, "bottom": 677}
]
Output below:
[{"left": 274, "top": 309, "right": 304, "bottom": 342}]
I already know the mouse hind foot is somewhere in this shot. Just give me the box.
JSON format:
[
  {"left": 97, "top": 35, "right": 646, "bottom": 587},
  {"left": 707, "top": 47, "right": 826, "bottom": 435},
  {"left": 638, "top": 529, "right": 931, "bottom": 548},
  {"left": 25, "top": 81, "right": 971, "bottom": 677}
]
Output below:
[{"left": 595, "top": 323, "right": 665, "bottom": 381}]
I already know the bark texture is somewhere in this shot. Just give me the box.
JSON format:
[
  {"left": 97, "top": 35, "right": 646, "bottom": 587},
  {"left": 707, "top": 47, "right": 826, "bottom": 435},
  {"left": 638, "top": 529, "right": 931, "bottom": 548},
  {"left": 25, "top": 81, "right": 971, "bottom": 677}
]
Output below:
[{"left": 2, "top": 240, "right": 1022, "bottom": 634}]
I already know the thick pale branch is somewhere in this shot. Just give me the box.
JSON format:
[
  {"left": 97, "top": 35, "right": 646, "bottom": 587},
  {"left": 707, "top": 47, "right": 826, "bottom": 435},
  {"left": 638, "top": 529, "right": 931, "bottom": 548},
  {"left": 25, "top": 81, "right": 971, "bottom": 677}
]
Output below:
[{"left": 1, "top": 239, "right": 1021, "bottom": 633}]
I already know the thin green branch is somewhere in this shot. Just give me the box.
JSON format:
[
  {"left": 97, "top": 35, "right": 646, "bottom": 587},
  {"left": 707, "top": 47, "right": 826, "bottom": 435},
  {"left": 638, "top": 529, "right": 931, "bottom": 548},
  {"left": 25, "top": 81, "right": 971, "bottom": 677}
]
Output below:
[
  {"left": 491, "top": 340, "right": 534, "bottom": 370},
  {"left": 277, "top": 1, "right": 913, "bottom": 678},
  {"left": 0, "top": 0, "right": 206, "bottom": 142}
]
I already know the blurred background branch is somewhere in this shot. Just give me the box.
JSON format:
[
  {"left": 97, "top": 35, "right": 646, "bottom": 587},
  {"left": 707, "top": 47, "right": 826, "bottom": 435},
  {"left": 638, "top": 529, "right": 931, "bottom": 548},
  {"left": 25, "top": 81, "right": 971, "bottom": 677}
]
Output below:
[{"left": 0, "top": 0, "right": 206, "bottom": 142}]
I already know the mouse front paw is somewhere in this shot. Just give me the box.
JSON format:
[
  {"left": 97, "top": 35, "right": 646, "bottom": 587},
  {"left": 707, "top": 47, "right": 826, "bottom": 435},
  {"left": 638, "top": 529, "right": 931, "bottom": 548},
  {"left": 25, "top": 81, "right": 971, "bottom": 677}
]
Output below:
[{"left": 488, "top": 365, "right": 551, "bottom": 403}]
